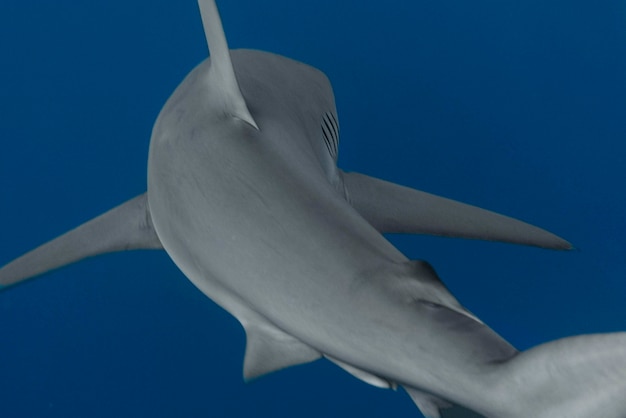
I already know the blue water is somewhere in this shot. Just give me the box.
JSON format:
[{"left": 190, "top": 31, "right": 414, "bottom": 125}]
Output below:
[{"left": 0, "top": 1, "right": 625, "bottom": 417}]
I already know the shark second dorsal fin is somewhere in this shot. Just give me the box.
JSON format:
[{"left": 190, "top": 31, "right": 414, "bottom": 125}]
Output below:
[
  {"left": 240, "top": 315, "right": 321, "bottom": 381},
  {"left": 197, "top": 0, "right": 258, "bottom": 130}
]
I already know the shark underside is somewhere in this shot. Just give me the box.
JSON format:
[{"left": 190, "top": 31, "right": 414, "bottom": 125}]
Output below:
[{"left": 2, "top": 1, "right": 625, "bottom": 417}]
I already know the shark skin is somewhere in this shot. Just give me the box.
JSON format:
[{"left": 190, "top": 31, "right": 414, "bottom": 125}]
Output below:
[{"left": 1, "top": 1, "right": 626, "bottom": 417}]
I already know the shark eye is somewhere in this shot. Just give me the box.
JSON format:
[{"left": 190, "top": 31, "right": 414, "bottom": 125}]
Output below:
[{"left": 321, "top": 112, "right": 339, "bottom": 160}]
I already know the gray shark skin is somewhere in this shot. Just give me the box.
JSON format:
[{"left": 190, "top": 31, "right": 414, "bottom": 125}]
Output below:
[{"left": 1, "top": 1, "right": 626, "bottom": 417}]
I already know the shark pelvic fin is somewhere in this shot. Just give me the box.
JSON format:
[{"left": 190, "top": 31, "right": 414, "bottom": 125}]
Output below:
[
  {"left": 394, "top": 260, "right": 482, "bottom": 323},
  {"left": 0, "top": 193, "right": 162, "bottom": 290},
  {"left": 404, "top": 387, "right": 485, "bottom": 418},
  {"left": 197, "top": 0, "right": 258, "bottom": 130},
  {"left": 326, "top": 356, "right": 396, "bottom": 389},
  {"left": 341, "top": 171, "right": 572, "bottom": 250},
  {"left": 241, "top": 316, "right": 321, "bottom": 381},
  {"left": 405, "top": 387, "right": 452, "bottom": 418}
]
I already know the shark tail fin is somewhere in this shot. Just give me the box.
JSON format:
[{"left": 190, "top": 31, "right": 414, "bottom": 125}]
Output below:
[
  {"left": 492, "top": 332, "right": 626, "bottom": 418},
  {"left": 342, "top": 171, "right": 572, "bottom": 250},
  {"left": 0, "top": 193, "right": 162, "bottom": 290},
  {"left": 197, "top": 0, "right": 258, "bottom": 130}
]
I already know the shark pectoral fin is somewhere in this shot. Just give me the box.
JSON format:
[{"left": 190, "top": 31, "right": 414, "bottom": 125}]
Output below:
[
  {"left": 198, "top": 0, "right": 259, "bottom": 130},
  {"left": 241, "top": 318, "right": 321, "bottom": 381},
  {"left": 0, "top": 193, "right": 162, "bottom": 289},
  {"left": 341, "top": 171, "right": 572, "bottom": 250},
  {"left": 404, "top": 387, "right": 485, "bottom": 418},
  {"left": 326, "top": 356, "right": 396, "bottom": 389}
]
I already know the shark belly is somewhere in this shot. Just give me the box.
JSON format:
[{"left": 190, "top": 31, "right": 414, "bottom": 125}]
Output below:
[
  {"left": 147, "top": 111, "right": 510, "bottom": 415},
  {"left": 145, "top": 52, "right": 515, "bottom": 416}
]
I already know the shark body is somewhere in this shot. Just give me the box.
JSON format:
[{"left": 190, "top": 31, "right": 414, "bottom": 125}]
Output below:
[{"left": 1, "top": 1, "right": 625, "bottom": 417}]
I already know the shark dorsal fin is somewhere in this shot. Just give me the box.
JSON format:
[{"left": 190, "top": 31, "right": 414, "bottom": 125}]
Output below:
[{"left": 197, "top": 0, "right": 258, "bottom": 130}]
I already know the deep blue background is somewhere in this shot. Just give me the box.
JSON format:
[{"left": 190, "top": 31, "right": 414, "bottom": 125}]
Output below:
[{"left": 1, "top": 1, "right": 625, "bottom": 417}]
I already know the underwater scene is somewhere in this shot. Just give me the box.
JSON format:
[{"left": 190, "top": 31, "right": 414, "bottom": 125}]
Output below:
[{"left": 0, "top": 0, "right": 625, "bottom": 416}]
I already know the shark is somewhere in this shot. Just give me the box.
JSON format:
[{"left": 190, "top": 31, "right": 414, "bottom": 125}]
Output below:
[{"left": 1, "top": 1, "right": 625, "bottom": 417}]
